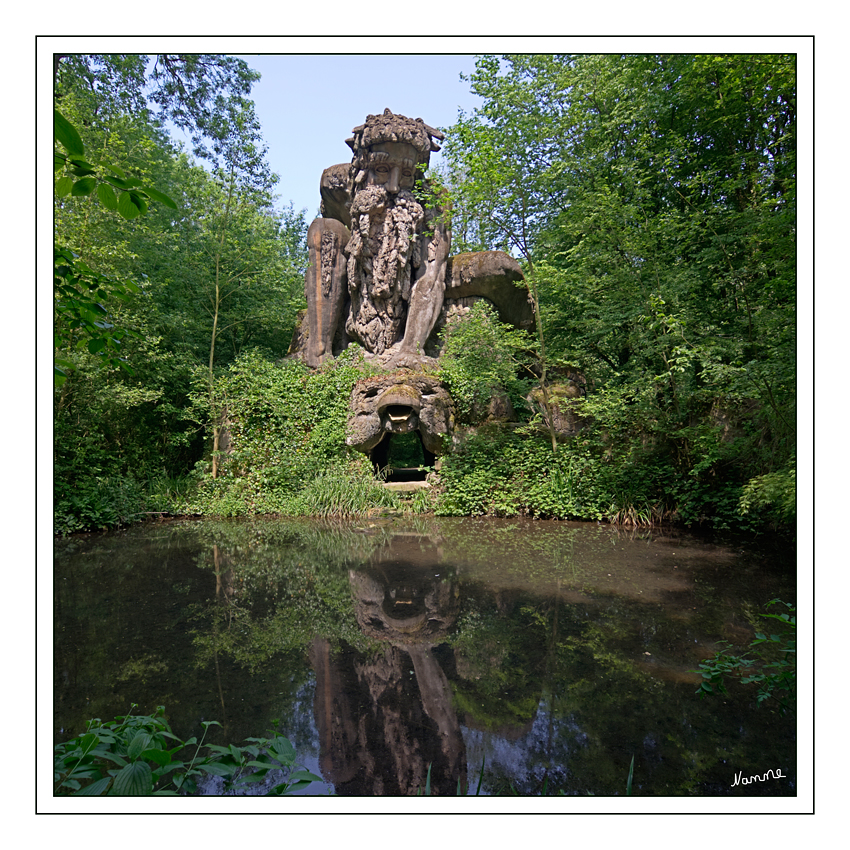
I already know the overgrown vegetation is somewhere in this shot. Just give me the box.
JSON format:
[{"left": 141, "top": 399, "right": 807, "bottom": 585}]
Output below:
[
  {"left": 437, "top": 301, "right": 534, "bottom": 423},
  {"left": 182, "top": 347, "right": 398, "bottom": 518},
  {"left": 437, "top": 54, "right": 796, "bottom": 533}
]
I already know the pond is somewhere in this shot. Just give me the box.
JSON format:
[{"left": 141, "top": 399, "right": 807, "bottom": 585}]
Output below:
[{"left": 53, "top": 516, "right": 796, "bottom": 797}]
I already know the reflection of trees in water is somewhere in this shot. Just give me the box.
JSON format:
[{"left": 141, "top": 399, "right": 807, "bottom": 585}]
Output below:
[
  {"left": 189, "top": 519, "right": 473, "bottom": 794},
  {"left": 449, "top": 588, "right": 797, "bottom": 796},
  {"left": 55, "top": 517, "right": 795, "bottom": 795}
]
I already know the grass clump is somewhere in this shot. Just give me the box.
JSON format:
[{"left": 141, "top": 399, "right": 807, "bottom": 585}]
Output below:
[{"left": 294, "top": 463, "right": 400, "bottom": 518}]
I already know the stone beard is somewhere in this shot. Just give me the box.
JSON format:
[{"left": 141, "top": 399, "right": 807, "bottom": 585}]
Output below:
[{"left": 344, "top": 185, "right": 426, "bottom": 354}]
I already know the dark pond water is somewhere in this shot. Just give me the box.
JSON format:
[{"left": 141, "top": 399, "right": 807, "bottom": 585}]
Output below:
[{"left": 53, "top": 516, "right": 796, "bottom": 797}]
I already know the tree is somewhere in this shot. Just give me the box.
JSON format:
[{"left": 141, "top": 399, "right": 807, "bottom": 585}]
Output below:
[
  {"left": 167, "top": 97, "right": 290, "bottom": 478},
  {"left": 53, "top": 54, "right": 309, "bottom": 531},
  {"left": 53, "top": 54, "right": 262, "bottom": 385},
  {"left": 444, "top": 54, "right": 796, "bottom": 527},
  {"left": 443, "top": 55, "right": 591, "bottom": 453}
]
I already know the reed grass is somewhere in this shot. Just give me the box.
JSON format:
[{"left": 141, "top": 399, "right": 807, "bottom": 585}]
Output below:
[{"left": 295, "top": 466, "right": 399, "bottom": 518}]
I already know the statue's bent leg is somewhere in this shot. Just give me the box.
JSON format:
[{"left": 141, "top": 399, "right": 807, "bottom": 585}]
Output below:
[
  {"left": 391, "top": 218, "right": 450, "bottom": 367},
  {"left": 304, "top": 218, "right": 350, "bottom": 367}
]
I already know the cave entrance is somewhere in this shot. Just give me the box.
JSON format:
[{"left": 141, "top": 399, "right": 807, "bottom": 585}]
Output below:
[{"left": 370, "top": 431, "right": 435, "bottom": 483}]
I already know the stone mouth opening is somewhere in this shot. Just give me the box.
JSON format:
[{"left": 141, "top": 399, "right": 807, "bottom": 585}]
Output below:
[
  {"left": 384, "top": 591, "right": 426, "bottom": 620},
  {"left": 370, "top": 431, "right": 435, "bottom": 482},
  {"left": 384, "top": 404, "right": 415, "bottom": 422},
  {"left": 374, "top": 565, "right": 434, "bottom": 621}
]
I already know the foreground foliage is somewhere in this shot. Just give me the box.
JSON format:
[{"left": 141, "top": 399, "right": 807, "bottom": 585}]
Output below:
[
  {"left": 694, "top": 600, "right": 796, "bottom": 714},
  {"left": 54, "top": 705, "right": 322, "bottom": 796}
]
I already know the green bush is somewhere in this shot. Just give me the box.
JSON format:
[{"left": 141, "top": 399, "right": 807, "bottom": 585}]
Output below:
[
  {"left": 739, "top": 463, "right": 796, "bottom": 527},
  {"left": 54, "top": 705, "right": 322, "bottom": 796},
  {"left": 54, "top": 473, "right": 147, "bottom": 535},
  {"left": 184, "top": 348, "right": 392, "bottom": 518},
  {"left": 435, "top": 428, "right": 613, "bottom": 520},
  {"left": 437, "top": 301, "right": 534, "bottom": 423}
]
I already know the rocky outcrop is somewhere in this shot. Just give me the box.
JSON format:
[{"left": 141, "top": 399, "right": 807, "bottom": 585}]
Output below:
[{"left": 444, "top": 251, "right": 533, "bottom": 330}]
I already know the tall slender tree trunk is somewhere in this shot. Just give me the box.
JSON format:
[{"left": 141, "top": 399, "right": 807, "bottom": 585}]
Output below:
[
  {"left": 525, "top": 262, "right": 559, "bottom": 455},
  {"left": 209, "top": 165, "right": 236, "bottom": 479}
]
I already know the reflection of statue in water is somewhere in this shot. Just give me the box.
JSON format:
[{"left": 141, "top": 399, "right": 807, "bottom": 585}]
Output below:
[
  {"left": 302, "top": 109, "right": 449, "bottom": 369},
  {"left": 309, "top": 533, "right": 465, "bottom": 795}
]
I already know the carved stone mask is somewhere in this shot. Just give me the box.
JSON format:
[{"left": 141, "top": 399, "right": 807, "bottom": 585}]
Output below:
[{"left": 346, "top": 374, "right": 454, "bottom": 458}]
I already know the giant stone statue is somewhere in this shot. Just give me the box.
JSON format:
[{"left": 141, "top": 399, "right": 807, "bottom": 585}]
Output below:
[
  {"left": 303, "top": 109, "right": 449, "bottom": 370},
  {"left": 292, "top": 109, "right": 534, "bottom": 470}
]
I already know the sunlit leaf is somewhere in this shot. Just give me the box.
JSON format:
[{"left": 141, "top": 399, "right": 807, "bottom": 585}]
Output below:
[
  {"left": 141, "top": 185, "right": 178, "bottom": 209},
  {"left": 118, "top": 191, "right": 142, "bottom": 219},
  {"left": 128, "top": 191, "right": 148, "bottom": 215},
  {"left": 97, "top": 183, "right": 118, "bottom": 210},
  {"left": 55, "top": 176, "right": 74, "bottom": 197},
  {"left": 54, "top": 110, "right": 84, "bottom": 157},
  {"left": 71, "top": 177, "right": 97, "bottom": 196},
  {"left": 286, "top": 770, "right": 322, "bottom": 783}
]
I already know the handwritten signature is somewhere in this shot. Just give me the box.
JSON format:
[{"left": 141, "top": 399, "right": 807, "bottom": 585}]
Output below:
[{"left": 731, "top": 768, "right": 786, "bottom": 787}]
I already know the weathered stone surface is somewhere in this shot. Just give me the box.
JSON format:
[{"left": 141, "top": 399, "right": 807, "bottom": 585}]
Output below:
[
  {"left": 527, "top": 381, "right": 590, "bottom": 438},
  {"left": 319, "top": 163, "right": 352, "bottom": 228},
  {"left": 479, "top": 390, "right": 516, "bottom": 423},
  {"left": 287, "top": 112, "right": 541, "bottom": 462},
  {"left": 345, "top": 184, "right": 425, "bottom": 354},
  {"left": 444, "top": 251, "right": 533, "bottom": 329},
  {"left": 303, "top": 218, "right": 350, "bottom": 366},
  {"left": 286, "top": 308, "right": 309, "bottom": 357},
  {"left": 347, "top": 373, "right": 454, "bottom": 457},
  {"left": 382, "top": 480, "right": 431, "bottom": 494},
  {"left": 291, "top": 115, "right": 534, "bottom": 376},
  {"left": 297, "top": 110, "right": 449, "bottom": 369}
]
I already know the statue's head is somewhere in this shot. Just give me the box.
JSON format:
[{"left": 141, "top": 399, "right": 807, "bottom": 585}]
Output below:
[{"left": 347, "top": 109, "right": 444, "bottom": 195}]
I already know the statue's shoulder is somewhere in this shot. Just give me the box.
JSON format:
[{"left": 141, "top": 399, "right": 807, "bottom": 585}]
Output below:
[{"left": 320, "top": 163, "right": 352, "bottom": 227}]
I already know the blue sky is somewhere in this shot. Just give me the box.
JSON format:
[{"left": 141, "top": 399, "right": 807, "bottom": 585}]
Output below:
[{"left": 229, "top": 53, "right": 484, "bottom": 218}]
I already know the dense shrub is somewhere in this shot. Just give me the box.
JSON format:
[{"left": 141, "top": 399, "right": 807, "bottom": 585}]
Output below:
[
  {"left": 435, "top": 427, "right": 610, "bottom": 520},
  {"left": 435, "top": 403, "right": 774, "bottom": 531},
  {"left": 437, "top": 301, "right": 534, "bottom": 423},
  {"left": 184, "top": 347, "right": 397, "bottom": 518}
]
